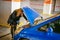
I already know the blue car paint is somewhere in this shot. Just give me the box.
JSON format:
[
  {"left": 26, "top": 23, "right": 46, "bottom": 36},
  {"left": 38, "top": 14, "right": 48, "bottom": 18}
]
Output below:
[
  {"left": 14, "top": 7, "right": 60, "bottom": 40},
  {"left": 22, "top": 7, "right": 40, "bottom": 25},
  {"left": 14, "top": 16, "right": 60, "bottom": 40}
]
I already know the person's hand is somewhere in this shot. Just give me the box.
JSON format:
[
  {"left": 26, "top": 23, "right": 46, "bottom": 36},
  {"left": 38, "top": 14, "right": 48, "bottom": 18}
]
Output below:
[
  {"left": 26, "top": 20, "right": 29, "bottom": 22},
  {"left": 22, "top": 24, "right": 30, "bottom": 28},
  {"left": 15, "top": 27, "right": 23, "bottom": 34}
]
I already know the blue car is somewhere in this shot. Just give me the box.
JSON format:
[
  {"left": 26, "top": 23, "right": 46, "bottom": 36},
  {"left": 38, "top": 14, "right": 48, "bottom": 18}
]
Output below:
[{"left": 14, "top": 7, "right": 60, "bottom": 40}]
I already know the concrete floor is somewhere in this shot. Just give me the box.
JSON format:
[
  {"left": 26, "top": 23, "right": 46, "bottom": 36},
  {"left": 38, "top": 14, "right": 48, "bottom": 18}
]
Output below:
[
  {"left": 0, "top": 26, "right": 10, "bottom": 36},
  {"left": 0, "top": 34, "right": 12, "bottom": 40},
  {"left": 0, "top": 26, "right": 12, "bottom": 40},
  {"left": 0, "top": 25, "right": 22, "bottom": 40}
]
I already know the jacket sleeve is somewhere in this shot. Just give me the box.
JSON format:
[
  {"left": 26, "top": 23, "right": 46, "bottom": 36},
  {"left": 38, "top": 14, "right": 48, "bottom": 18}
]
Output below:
[
  {"left": 7, "top": 14, "right": 12, "bottom": 24},
  {"left": 7, "top": 10, "right": 17, "bottom": 24},
  {"left": 23, "top": 14, "right": 27, "bottom": 20}
]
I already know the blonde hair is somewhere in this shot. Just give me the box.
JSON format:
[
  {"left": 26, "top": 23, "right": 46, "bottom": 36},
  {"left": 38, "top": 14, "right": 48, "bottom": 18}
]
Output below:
[{"left": 15, "top": 8, "right": 23, "bottom": 12}]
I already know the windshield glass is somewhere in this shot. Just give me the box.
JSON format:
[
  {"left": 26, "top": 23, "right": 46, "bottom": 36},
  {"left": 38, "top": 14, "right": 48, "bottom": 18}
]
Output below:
[{"left": 38, "top": 19, "right": 60, "bottom": 33}]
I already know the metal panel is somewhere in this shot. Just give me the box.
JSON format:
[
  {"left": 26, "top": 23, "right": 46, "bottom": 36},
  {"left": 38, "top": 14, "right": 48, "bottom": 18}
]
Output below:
[
  {"left": 23, "top": 7, "right": 40, "bottom": 25},
  {"left": 14, "top": 7, "right": 60, "bottom": 40}
]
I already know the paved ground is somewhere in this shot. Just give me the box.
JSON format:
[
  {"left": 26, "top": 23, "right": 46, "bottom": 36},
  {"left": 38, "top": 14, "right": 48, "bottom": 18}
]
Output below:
[
  {"left": 0, "top": 34, "right": 12, "bottom": 40},
  {"left": 0, "top": 26, "right": 12, "bottom": 40},
  {"left": 0, "top": 25, "right": 22, "bottom": 40},
  {"left": 0, "top": 26, "right": 10, "bottom": 37}
]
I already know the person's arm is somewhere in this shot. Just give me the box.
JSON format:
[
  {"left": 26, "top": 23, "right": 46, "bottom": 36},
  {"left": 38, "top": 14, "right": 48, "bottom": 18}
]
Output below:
[
  {"left": 23, "top": 14, "right": 27, "bottom": 21},
  {"left": 7, "top": 15, "right": 11, "bottom": 24},
  {"left": 11, "top": 10, "right": 17, "bottom": 19},
  {"left": 7, "top": 10, "right": 17, "bottom": 24},
  {"left": 22, "top": 14, "right": 31, "bottom": 28}
]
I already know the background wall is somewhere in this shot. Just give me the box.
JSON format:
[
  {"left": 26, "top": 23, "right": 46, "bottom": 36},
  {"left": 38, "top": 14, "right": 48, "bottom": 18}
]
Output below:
[
  {"left": 11, "top": 0, "right": 20, "bottom": 12},
  {"left": 20, "top": 0, "right": 30, "bottom": 8},
  {"left": 30, "top": 0, "right": 44, "bottom": 10},
  {"left": 29, "top": 0, "right": 44, "bottom": 14},
  {"left": 0, "top": 1, "right": 11, "bottom": 27},
  {"left": 30, "top": 0, "right": 60, "bottom": 12},
  {"left": 55, "top": 0, "right": 60, "bottom": 11}
]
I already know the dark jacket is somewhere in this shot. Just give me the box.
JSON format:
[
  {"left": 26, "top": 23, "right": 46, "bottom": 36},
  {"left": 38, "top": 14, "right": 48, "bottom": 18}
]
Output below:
[{"left": 7, "top": 10, "right": 27, "bottom": 25}]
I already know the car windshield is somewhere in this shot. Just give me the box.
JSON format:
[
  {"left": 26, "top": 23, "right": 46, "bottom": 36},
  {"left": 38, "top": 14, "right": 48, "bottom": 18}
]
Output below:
[{"left": 38, "top": 19, "right": 60, "bottom": 33}]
